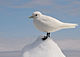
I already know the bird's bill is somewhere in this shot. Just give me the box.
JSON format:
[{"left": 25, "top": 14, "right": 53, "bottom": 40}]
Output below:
[{"left": 29, "top": 16, "right": 34, "bottom": 18}]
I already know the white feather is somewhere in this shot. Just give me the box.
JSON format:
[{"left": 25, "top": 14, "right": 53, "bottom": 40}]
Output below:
[{"left": 31, "top": 11, "right": 78, "bottom": 32}]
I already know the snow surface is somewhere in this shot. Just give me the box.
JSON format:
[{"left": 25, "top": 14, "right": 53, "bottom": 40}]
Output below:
[{"left": 22, "top": 36, "right": 66, "bottom": 57}]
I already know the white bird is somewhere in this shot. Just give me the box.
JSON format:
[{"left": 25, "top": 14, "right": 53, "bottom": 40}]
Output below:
[{"left": 29, "top": 11, "right": 78, "bottom": 40}]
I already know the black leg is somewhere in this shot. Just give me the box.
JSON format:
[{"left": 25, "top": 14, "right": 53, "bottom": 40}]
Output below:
[
  {"left": 42, "top": 32, "right": 50, "bottom": 41},
  {"left": 47, "top": 33, "right": 50, "bottom": 37}
]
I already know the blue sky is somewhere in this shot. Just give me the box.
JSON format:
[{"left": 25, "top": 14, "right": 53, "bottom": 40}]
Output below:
[
  {"left": 0, "top": 0, "right": 80, "bottom": 40},
  {"left": 0, "top": 0, "right": 80, "bottom": 51}
]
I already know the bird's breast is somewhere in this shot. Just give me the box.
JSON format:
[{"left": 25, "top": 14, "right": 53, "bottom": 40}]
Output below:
[{"left": 33, "top": 19, "right": 58, "bottom": 32}]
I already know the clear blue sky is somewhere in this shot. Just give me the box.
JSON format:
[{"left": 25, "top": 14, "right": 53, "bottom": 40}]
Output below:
[{"left": 0, "top": 0, "right": 80, "bottom": 40}]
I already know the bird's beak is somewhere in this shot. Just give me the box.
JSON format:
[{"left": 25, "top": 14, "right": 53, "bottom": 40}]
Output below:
[{"left": 29, "top": 16, "right": 34, "bottom": 18}]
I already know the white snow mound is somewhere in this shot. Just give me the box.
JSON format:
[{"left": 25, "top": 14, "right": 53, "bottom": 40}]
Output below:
[{"left": 22, "top": 36, "right": 66, "bottom": 57}]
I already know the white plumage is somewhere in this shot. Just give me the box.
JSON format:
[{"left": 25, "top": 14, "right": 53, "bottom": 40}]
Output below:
[{"left": 29, "top": 11, "right": 78, "bottom": 33}]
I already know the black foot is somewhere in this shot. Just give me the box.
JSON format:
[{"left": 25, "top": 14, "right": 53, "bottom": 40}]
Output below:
[
  {"left": 42, "top": 36, "right": 48, "bottom": 41},
  {"left": 42, "top": 32, "right": 50, "bottom": 41}
]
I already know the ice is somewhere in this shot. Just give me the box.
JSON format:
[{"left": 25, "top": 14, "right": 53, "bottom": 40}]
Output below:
[{"left": 22, "top": 36, "right": 66, "bottom": 57}]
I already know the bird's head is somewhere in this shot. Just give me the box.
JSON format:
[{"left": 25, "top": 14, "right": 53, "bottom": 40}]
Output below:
[{"left": 29, "top": 11, "right": 42, "bottom": 19}]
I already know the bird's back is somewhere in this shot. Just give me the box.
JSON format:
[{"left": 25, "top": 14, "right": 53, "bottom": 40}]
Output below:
[{"left": 33, "top": 15, "right": 63, "bottom": 32}]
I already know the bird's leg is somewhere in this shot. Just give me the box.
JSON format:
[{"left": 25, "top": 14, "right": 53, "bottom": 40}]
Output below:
[
  {"left": 42, "top": 32, "right": 50, "bottom": 41},
  {"left": 47, "top": 33, "right": 50, "bottom": 37}
]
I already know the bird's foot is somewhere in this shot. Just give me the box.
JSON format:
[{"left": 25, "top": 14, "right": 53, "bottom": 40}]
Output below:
[{"left": 42, "top": 36, "right": 48, "bottom": 41}]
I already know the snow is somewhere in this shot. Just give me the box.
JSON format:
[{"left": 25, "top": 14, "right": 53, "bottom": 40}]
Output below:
[{"left": 22, "top": 36, "right": 66, "bottom": 57}]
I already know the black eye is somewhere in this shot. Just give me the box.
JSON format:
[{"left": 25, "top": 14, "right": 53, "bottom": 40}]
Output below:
[{"left": 35, "top": 14, "right": 37, "bottom": 16}]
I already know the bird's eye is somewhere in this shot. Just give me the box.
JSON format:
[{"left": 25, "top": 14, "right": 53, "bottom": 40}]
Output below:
[{"left": 35, "top": 14, "right": 37, "bottom": 16}]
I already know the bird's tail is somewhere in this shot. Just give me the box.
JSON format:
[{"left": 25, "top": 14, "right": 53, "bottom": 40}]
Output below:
[{"left": 61, "top": 23, "right": 78, "bottom": 29}]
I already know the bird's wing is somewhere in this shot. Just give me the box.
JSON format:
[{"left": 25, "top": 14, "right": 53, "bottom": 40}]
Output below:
[{"left": 40, "top": 15, "right": 63, "bottom": 27}]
